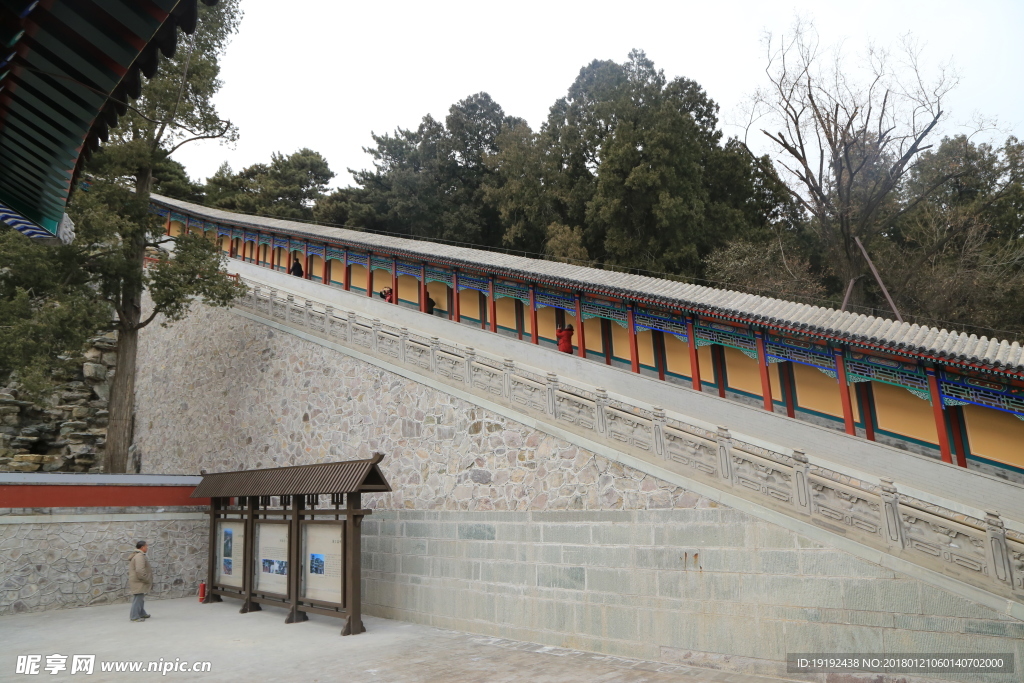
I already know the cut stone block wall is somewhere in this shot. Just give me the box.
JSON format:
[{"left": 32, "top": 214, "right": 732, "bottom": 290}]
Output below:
[
  {"left": 133, "top": 301, "right": 1024, "bottom": 681},
  {"left": 0, "top": 514, "right": 206, "bottom": 616},
  {"left": 361, "top": 509, "right": 1024, "bottom": 682}
]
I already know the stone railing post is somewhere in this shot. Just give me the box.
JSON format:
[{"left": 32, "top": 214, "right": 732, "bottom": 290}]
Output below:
[
  {"left": 345, "top": 312, "right": 355, "bottom": 343},
  {"left": 324, "top": 306, "right": 334, "bottom": 335},
  {"left": 371, "top": 319, "right": 380, "bottom": 354},
  {"left": 429, "top": 337, "right": 439, "bottom": 374},
  {"left": 546, "top": 373, "right": 559, "bottom": 418},
  {"left": 716, "top": 425, "right": 733, "bottom": 484},
  {"left": 878, "top": 477, "right": 905, "bottom": 550},
  {"left": 652, "top": 407, "right": 666, "bottom": 458},
  {"left": 270, "top": 289, "right": 279, "bottom": 318},
  {"left": 502, "top": 359, "right": 515, "bottom": 400},
  {"left": 304, "top": 300, "right": 312, "bottom": 328},
  {"left": 464, "top": 347, "right": 475, "bottom": 385},
  {"left": 791, "top": 449, "right": 812, "bottom": 516},
  {"left": 985, "top": 510, "right": 1014, "bottom": 587},
  {"left": 399, "top": 328, "right": 408, "bottom": 364},
  {"left": 595, "top": 389, "right": 608, "bottom": 434}
]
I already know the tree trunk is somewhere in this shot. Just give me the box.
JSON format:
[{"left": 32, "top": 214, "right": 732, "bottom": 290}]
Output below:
[
  {"left": 106, "top": 169, "right": 152, "bottom": 472},
  {"left": 106, "top": 312, "right": 140, "bottom": 473}
]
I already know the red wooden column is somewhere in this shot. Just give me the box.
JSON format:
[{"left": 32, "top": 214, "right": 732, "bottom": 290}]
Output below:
[
  {"left": 452, "top": 270, "right": 461, "bottom": 322},
  {"left": 926, "top": 367, "right": 953, "bottom": 464},
  {"left": 304, "top": 243, "right": 311, "bottom": 280},
  {"left": 855, "top": 383, "right": 875, "bottom": 441},
  {"left": 365, "top": 252, "right": 373, "bottom": 297},
  {"left": 653, "top": 331, "right": 666, "bottom": 381},
  {"left": 165, "top": 213, "right": 171, "bottom": 236},
  {"left": 324, "top": 252, "right": 332, "bottom": 286},
  {"left": 391, "top": 257, "right": 399, "bottom": 305},
  {"left": 343, "top": 250, "right": 351, "bottom": 290},
  {"left": 574, "top": 294, "right": 586, "bottom": 358},
  {"left": 489, "top": 277, "right": 498, "bottom": 333},
  {"left": 948, "top": 406, "right": 968, "bottom": 468},
  {"left": 780, "top": 363, "right": 796, "bottom": 418},
  {"left": 755, "top": 331, "right": 774, "bottom": 412},
  {"left": 686, "top": 317, "right": 702, "bottom": 391},
  {"left": 420, "top": 264, "right": 428, "bottom": 312},
  {"left": 479, "top": 291, "right": 487, "bottom": 330},
  {"left": 626, "top": 304, "right": 639, "bottom": 373},
  {"left": 711, "top": 346, "right": 727, "bottom": 398},
  {"left": 833, "top": 349, "right": 856, "bottom": 435},
  {"left": 601, "top": 320, "right": 613, "bottom": 365},
  {"left": 529, "top": 285, "right": 539, "bottom": 345}
]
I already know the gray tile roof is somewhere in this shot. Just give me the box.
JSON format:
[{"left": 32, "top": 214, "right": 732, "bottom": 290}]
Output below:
[{"left": 153, "top": 194, "right": 1024, "bottom": 376}]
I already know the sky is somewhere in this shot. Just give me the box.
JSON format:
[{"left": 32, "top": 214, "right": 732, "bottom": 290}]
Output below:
[{"left": 172, "top": 0, "right": 1024, "bottom": 189}]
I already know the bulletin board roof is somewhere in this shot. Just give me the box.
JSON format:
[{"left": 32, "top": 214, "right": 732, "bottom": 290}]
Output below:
[{"left": 191, "top": 454, "right": 391, "bottom": 498}]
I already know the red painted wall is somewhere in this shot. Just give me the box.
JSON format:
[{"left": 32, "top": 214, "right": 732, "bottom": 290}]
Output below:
[{"left": 0, "top": 485, "right": 207, "bottom": 508}]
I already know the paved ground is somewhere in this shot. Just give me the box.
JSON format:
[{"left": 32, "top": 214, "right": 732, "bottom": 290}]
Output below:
[{"left": 0, "top": 598, "right": 799, "bottom": 683}]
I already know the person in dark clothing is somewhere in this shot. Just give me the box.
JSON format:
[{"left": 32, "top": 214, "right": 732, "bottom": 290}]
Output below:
[
  {"left": 289, "top": 256, "right": 304, "bottom": 278},
  {"left": 425, "top": 295, "right": 436, "bottom": 315},
  {"left": 556, "top": 324, "right": 574, "bottom": 353}
]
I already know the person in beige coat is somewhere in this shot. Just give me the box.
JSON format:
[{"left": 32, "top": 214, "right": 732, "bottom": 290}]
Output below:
[{"left": 128, "top": 540, "right": 153, "bottom": 622}]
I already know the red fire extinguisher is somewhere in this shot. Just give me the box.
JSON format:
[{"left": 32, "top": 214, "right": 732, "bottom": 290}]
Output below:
[{"left": 198, "top": 580, "right": 206, "bottom": 603}]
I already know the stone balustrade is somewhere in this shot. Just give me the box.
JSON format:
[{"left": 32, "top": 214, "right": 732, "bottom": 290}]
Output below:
[{"left": 227, "top": 272, "right": 1024, "bottom": 615}]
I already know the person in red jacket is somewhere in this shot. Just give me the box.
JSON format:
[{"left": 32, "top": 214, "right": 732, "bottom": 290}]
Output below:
[{"left": 556, "top": 324, "right": 574, "bottom": 353}]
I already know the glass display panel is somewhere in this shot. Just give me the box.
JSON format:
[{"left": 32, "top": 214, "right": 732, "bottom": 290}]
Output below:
[
  {"left": 302, "top": 524, "right": 344, "bottom": 603},
  {"left": 216, "top": 520, "right": 245, "bottom": 588},
  {"left": 254, "top": 523, "right": 290, "bottom": 596}
]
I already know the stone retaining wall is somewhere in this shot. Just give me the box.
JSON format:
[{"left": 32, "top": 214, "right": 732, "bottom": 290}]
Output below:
[
  {"left": 133, "top": 300, "right": 1024, "bottom": 682},
  {"left": 0, "top": 514, "right": 206, "bottom": 615}
]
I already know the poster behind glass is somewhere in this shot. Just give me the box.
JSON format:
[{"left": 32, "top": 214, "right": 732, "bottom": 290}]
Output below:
[
  {"left": 255, "top": 523, "right": 290, "bottom": 595},
  {"left": 302, "top": 524, "right": 344, "bottom": 603},
  {"left": 216, "top": 520, "right": 245, "bottom": 588}
]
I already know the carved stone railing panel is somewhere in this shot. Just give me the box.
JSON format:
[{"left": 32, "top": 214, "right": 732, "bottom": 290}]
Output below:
[
  {"left": 405, "top": 340, "right": 432, "bottom": 371},
  {"left": 730, "top": 446, "right": 795, "bottom": 507},
  {"left": 606, "top": 407, "right": 652, "bottom": 452},
  {"left": 510, "top": 375, "right": 546, "bottom": 413},
  {"left": 435, "top": 351, "right": 466, "bottom": 384},
  {"left": 555, "top": 390, "right": 596, "bottom": 431},
  {"left": 351, "top": 322, "right": 373, "bottom": 349},
  {"left": 1008, "top": 538, "right": 1024, "bottom": 591},
  {"left": 809, "top": 475, "right": 883, "bottom": 540},
  {"left": 230, "top": 274, "right": 1024, "bottom": 609},
  {"left": 471, "top": 361, "right": 504, "bottom": 397},
  {"left": 308, "top": 308, "right": 326, "bottom": 333},
  {"left": 901, "top": 504, "right": 989, "bottom": 578},
  {"left": 662, "top": 425, "right": 720, "bottom": 479},
  {"left": 376, "top": 330, "right": 400, "bottom": 359}
]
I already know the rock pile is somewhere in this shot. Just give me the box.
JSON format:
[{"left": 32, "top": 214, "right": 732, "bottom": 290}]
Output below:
[{"left": 0, "top": 333, "right": 116, "bottom": 473}]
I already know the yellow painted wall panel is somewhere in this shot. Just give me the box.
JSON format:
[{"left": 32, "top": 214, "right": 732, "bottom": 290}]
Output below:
[
  {"left": 793, "top": 363, "right": 843, "bottom": 417},
  {"left": 495, "top": 297, "right": 517, "bottom": 331},
  {"left": 610, "top": 322, "right": 629, "bottom": 360},
  {"left": 583, "top": 317, "right": 603, "bottom": 353},
  {"left": 723, "top": 347, "right": 761, "bottom": 395},
  {"left": 348, "top": 264, "right": 367, "bottom": 289},
  {"left": 327, "top": 258, "right": 343, "bottom": 283},
  {"left": 664, "top": 334, "right": 690, "bottom": 377},
  {"left": 169, "top": 221, "right": 184, "bottom": 237},
  {"left": 371, "top": 269, "right": 390, "bottom": 296},
  {"left": 310, "top": 255, "right": 324, "bottom": 279},
  {"left": 636, "top": 330, "right": 654, "bottom": 367},
  {"left": 426, "top": 281, "right": 448, "bottom": 312},
  {"left": 537, "top": 307, "right": 557, "bottom": 342},
  {"left": 697, "top": 345, "right": 714, "bottom": 383},
  {"left": 459, "top": 290, "right": 481, "bottom": 320},
  {"left": 873, "top": 381, "right": 937, "bottom": 445},
  {"left": 963, "top": 405, "right": 1024, "bottom": 469},
  {"left": 769, "top": 362, "right": 780, "bottom": 397},
  {"left": 219, "top": 236, "right": 230, "bottom": 253},
  {"left": 397, "top": 274, "right": 419, "bottom": 304}
]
